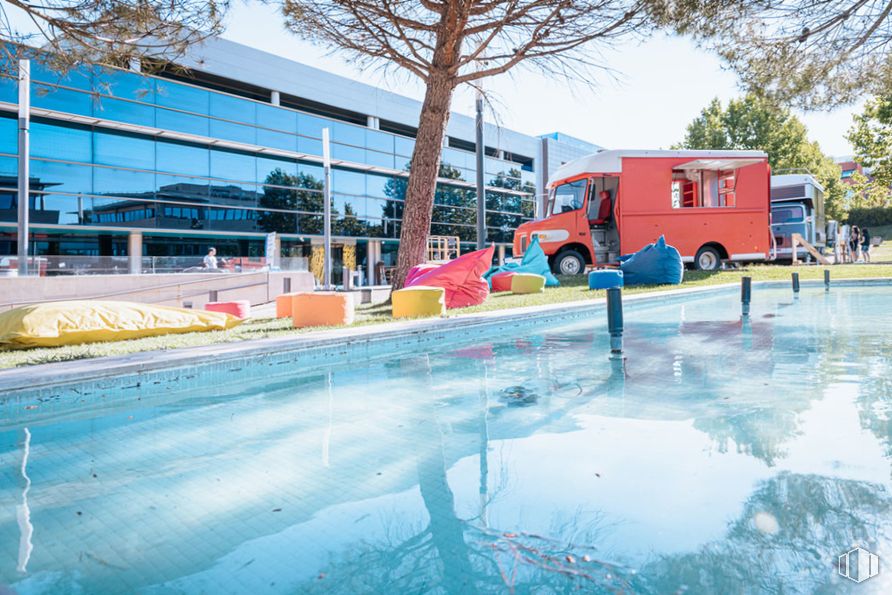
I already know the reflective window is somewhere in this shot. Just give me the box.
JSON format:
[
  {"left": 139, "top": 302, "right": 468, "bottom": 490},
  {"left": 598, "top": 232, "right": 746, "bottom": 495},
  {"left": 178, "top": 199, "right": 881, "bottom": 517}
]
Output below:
[
  {"left": 31, "top": 63, "right": 91, "bottom": 90},
  {"left": 299, "top": 114, "right": 327, "bottom": 139},
  {"left": 0, "top": 74, "right": 16, "bottom": 104},
  {"left": 93, "top": 68, "right": 155, "bottom": 102},
  {"left": 209, "top": 182, "right": 260, "bottom": 205},
  {"left": 210, "top": 149, "right": 256, "bottom": 184},
  {"left": 0, "top": 116, "right": 16, "bottom": 154},
  {"left": 94, "top": 97, "right": 155, "bottom": 127},
  {"left": 31, "top": 122, "right": 92, "bottom": 162},
  {"left": 210, "top": 93, "right": 255, "bottom": 125},
  {"left": 331, "top": 142, "right": 364, "bottom": 163},
  {"left": 367, "top": 174, "right": 396, "bottom": 199},
  {"left": 298, "top": 163, "right": 324, "bottom": 184},
  {"left": 95, "top": 131, "right": 154, "bottom": 169},
  {"left": 333, "top": 169, "right": 365, "bottom": 196},
  {"left": 366, "top": 130, "right": 393, "bottom": 153},
  {"left": 0, "top": 155, "right": 16, "bottom": 177},
  {"left": 256, "top": 128, "right": 297, "bottom": 152},
  {"left": 364, "top": 149, "right": 395, "bottom": 169},
  {"left": 156, "top": 108, "right": 210, "bottom": 137},
  {"left": 155, "top": 80, "right": 208, "bottom": 114},
  {"left": 210, "top": 119, "right": 256, "bottom": 144},
  {"left": 298, "top": 135, "right": 323, "bottom": 156},
  {"left": 32, "top": 84, "right": 93, "bottom": 117},
  {"left": 257, "top": 157, "right": 297, "bottom": 184},
  {"left": 394, "top": 136, "right": 415, "bottom": 157},
  {"left": 93, "top": 167, "right": 155, "bottom": 197},
  {"left": 332, "top": 121, "right": 365, "bottom": 147},
  {"left": 156, "top": 142, "right": 209, "bottom": 177},
  {"left": 156, "top": 176, "right": 209, "bottom": 202},
  {"left": 257, "top": 104, "right": 297, "bottom": 133},
  {"left": 550, "top": 178, "right": 586, "bottom": 214},
  {"left": 335, "top": 194, "right": 367, "bottom": 218},
  {"left": 30, "top": 159, "right": 92, "bottom": 193}
]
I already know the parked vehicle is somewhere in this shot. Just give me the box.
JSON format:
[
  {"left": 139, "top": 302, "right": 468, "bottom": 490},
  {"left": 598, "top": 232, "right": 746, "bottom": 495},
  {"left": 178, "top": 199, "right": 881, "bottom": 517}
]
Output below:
[
  {"left": 770, "top": 173, "right": 826, "bottom": 261},
  {"left": 512, "top": 150, "right": 772, "bottom": 272}
]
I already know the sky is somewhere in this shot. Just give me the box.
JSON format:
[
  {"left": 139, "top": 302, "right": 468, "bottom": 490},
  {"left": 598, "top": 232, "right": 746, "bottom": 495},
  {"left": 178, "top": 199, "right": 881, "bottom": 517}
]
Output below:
[{"left": 218, "top": 2, "right": 862, "bottom": 158}]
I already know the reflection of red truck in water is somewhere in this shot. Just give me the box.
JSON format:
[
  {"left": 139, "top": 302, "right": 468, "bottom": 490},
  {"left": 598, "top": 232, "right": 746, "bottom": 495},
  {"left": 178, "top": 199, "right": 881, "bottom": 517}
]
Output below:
[{"left": 513, "top": 150, "right": 773, "bottom": 272}]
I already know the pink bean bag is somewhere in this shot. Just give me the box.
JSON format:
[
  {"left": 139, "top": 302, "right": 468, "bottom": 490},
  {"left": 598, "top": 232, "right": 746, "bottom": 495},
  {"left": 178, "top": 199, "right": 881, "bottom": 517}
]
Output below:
[
  {"left": 405, "top": 263, "right": 440, "bottom": 286},
  {"left": 406, "top": 246, "right": 494, "bottom": 309},
  {"left": 205, "top": 300, "right": 251, "bottom": 319},
  {"left": 491, "top": 272, "right": 515, "bottom": 292}
]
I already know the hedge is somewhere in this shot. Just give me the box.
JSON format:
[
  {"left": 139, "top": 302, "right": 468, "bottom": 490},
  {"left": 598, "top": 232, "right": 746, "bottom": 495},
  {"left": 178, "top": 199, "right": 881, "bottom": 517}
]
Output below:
[{"left": 846, "top": 207, "right": 892, "bottom": 227}]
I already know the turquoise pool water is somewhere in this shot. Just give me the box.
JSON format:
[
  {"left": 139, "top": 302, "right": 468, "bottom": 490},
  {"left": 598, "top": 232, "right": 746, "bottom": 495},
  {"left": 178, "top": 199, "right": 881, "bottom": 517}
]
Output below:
[{"left": 1, "top": 284, "right": 891, "bottom": 594}]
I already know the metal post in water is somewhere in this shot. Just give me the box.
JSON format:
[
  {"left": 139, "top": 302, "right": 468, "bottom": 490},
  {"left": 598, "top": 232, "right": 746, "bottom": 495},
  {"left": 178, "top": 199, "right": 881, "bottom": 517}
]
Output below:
[
  {"left": 824, "top": 269, "right": 830, "bottom": 291},
  {"left": 792, "top": 272, "right": 800, "bottom": 294},
  {"left": 741, "top": 276, "right": 752, "bottom": 317},
  {"left": 606, "top": 287, "right": 624, "bottom": 358}
]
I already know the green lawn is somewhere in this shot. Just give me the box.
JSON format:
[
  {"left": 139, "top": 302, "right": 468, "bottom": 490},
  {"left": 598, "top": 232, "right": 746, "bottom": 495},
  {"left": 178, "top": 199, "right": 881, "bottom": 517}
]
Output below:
[{"left": 2, "top": 263, "right": 891, "bottom": 370}]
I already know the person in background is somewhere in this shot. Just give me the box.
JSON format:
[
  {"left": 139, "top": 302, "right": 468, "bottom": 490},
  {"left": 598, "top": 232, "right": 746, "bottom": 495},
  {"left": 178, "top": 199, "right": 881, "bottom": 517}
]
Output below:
[
  {"left": 838, "top": 224, "right": 849, "bottom": 263},
  {"left": 861, "top": 227, "right": 872, "bottom": 263},
  {"left": 850, "top": 226, "right": 861, "bottom": 262},
  {"left": 203, "top": 247, "right": 218, "bottom": 269}
]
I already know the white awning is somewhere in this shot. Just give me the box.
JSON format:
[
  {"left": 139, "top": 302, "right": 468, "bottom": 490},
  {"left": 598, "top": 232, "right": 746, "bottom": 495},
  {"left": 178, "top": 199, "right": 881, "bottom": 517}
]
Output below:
[{"left": 674, "top": 158, "right": 764, "bottom": 171}]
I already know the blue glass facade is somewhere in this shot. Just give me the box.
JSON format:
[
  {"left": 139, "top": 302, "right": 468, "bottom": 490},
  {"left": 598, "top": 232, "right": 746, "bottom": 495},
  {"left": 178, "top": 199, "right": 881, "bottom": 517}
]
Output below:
[{"left": 0, "top": 62, "right": 538, "bottom": 269}]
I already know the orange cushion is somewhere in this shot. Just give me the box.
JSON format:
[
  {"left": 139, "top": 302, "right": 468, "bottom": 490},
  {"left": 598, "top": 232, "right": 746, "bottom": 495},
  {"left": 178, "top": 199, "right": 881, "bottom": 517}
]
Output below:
[
  {"left": 292, "top": 292, "right": 354, "bottom": 328},
  {"left": 205, "top": 300, "right": 251, "bottom": 319},
  {"left": 491, "top": 272, "right": 515, "bottom": 292},
  {"left": 276, "top": 292, "right": 300, "bottom": 318}
]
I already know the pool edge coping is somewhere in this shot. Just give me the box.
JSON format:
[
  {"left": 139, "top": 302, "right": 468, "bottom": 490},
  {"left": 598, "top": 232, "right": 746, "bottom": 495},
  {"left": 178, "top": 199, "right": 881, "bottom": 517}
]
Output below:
[{"left": 2, "top": 277, "right": 890, "bottom": 393}]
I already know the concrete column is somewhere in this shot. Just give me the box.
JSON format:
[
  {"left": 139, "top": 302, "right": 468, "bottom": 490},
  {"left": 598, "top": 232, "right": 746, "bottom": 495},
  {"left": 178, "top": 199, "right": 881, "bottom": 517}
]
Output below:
[
  {"left": 270, "top": 90, "right": 281, "bottom": 106},
  {"left": 366, "top": 115, "right": 380, "bottom": 129},
  {"left": 128, "top": 231, "right": 143, "bottom": 275},
  {"left": 498, "top": 244, "right": 506, "bottom": 265},
  {"left": 367, "top": 240, "right": 381, "bottom": 285}
]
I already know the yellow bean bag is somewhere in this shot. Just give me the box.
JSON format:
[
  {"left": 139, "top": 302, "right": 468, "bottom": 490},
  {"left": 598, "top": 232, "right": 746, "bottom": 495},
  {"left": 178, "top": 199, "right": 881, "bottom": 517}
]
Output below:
[
  {"left": 292, "top": 292, "right": 354, "bottom": 328},
  {"left": 392, "top": 286, "right": 446, "bottom": 319},
  {"left": 511, "top": 273, "right": 546, "bottom": 294},
  {"left": 0, "top": 300, "right": 242, "bottom": 348}
]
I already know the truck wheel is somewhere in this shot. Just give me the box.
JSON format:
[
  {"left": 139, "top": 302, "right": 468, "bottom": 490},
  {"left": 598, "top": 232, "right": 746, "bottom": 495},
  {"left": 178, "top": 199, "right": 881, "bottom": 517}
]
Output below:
[
  {"left": 695, "top": 246, "right": 721, "bottom": 271},
  {"left": 552, "top": 249, "right": 585, "bottom": 275}
]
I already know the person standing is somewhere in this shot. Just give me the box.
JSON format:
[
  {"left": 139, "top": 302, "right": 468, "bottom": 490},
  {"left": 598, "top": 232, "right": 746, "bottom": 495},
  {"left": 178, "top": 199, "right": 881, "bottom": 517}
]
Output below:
[
  {"left": 861, "top": 227, "right": 872, "bottom": 263},
  {"left": 850, "top": 226, "right": 861, "bottom": 262},
  {"left": 838, "top": 224, "right": 850, "bottom": 263},
  {"left": 203, "top": 247, "right": 218, "bottom": 269}
]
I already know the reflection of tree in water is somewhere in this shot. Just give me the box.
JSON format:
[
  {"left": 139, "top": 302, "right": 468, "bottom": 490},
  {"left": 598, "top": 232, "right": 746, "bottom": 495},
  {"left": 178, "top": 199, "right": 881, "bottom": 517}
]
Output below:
[
  {"left": 635, "top": 472, "right": 892, "bottom": 594},
  {"left": 856, "top": 372, "right": 892, "bottom": 477},
  {"left": 297, "top": 354, "right": 635, "bottom": 595}
]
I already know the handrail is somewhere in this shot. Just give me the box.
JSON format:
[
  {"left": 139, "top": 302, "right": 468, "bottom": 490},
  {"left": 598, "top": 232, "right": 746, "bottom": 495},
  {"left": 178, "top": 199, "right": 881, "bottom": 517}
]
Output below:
[{"left": 0, "top": 271, "right": 271, "bottom": 309}]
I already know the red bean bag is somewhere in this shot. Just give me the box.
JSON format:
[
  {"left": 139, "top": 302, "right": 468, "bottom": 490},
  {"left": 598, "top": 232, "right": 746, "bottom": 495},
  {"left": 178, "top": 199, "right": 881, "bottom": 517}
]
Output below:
[
  {"left": 205, "top": 300, "right": 251, "bottom": 319},
  {"left": 491, "top": 272, "right": 515, "bottom": 292},
  {"left": 404, "top": 263, "right": 440, "bottom": 286},
  {"left": 406, "top": 246, "right": 494, "bottom": 309}
]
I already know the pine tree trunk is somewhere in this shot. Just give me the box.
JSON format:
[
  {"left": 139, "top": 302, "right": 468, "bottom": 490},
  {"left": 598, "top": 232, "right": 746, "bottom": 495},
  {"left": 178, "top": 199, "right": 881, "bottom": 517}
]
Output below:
[{"left": 392, "top": 71, "right": 455, "bottom": 290}]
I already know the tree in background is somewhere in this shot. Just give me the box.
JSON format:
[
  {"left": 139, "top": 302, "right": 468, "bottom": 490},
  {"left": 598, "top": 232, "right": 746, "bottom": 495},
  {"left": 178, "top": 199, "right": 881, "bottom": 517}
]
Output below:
[
  {"left": 277, "top": 0, "right": 651, "bottom": 289},
  {"left": 676, "top": 94, "right": 845, "bottom": 219},
  {"left": 0, "top": 1, "right": 227, "bottom": 73},
  {"left": 660, "top": 1, "right": 892, "bottom": 109},
  {"left": 847, "top": 95, "right": 892, "bottom": 207}
]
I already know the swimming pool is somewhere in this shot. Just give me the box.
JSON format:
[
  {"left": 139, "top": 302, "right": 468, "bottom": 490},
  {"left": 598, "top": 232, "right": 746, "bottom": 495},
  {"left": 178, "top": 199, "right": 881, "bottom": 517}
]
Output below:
[{"left": 1, "top": 283, "right": 890, "bottom": 593}]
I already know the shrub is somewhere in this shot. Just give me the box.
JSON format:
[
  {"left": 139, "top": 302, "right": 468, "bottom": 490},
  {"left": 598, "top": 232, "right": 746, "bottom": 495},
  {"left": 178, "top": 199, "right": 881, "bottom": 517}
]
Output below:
[{"left": 846, "top": 207, "right": 892, "bottom": 227}]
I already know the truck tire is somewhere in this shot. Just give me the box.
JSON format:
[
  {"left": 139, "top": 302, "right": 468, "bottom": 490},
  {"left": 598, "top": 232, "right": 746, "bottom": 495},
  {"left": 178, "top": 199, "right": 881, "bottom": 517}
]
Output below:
[
  {"left": 552, "top": 249, "right": 585, "bottom": 275},
  {"left": 695, "top": 246, "right": 722, "bottom": 271}
]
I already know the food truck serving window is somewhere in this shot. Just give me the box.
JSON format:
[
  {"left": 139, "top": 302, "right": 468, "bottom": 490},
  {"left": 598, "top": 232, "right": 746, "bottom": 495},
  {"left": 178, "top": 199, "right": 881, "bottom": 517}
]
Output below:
[
  {"left": 671, "top": 168, "right": 736, "bottom": 208},
  {"left": 550, "top": 179, "right": 587, "bottom": 215}
]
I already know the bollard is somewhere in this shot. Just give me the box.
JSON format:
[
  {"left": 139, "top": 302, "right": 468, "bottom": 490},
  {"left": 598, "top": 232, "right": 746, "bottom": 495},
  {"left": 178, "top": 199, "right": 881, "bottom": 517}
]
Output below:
[
  {"left": 791, "top": 272, "right": 800, "bottom": 294},
  {"left": 824, "top": 269, "right": 830, "bottom": 291},
  {"left": 209, "top": 289, "right": 219, "bottom": 302},
  {"left": 606, "top": 287, "right": 624, "bottom": 358},
  {"left": 741, "top": 276, "right": 752, "bottom": 317},
  {"left": 284, "top": 277, "right": 292, "bottom": 293}
]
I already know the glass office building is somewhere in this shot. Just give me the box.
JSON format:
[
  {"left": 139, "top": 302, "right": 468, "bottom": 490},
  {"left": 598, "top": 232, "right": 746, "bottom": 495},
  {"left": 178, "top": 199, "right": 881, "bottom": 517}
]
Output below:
[{"left": 0, "top": 38, "right": 594, "bottom": 282}]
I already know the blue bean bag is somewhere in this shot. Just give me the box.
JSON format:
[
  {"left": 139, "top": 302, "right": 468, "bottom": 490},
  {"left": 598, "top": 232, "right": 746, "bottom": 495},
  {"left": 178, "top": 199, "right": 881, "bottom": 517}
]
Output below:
[
  {"left": 619, "top": 236, "right": 683, "bottom": 286},
  {"left": 484, "top": 236, "right": 559, "bottom": 287}
]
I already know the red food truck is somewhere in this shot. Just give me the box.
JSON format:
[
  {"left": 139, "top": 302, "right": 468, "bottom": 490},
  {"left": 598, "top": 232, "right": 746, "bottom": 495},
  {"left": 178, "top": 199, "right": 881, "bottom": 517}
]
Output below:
[{"left": 513, "top": 150, "right": 773, "bottom": 272}]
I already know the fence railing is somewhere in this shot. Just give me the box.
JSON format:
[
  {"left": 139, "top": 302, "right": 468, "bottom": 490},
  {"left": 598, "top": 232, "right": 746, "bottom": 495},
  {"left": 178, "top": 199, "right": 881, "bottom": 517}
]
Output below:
[{"left": 0, "top": 255, "right": 309, "bottom": 277}]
